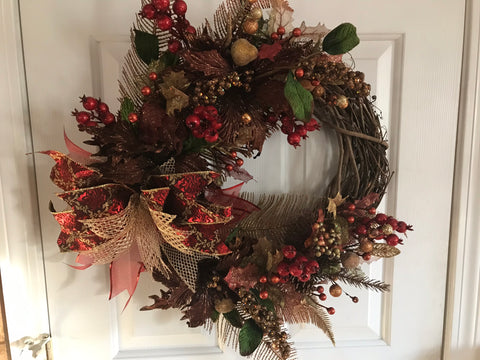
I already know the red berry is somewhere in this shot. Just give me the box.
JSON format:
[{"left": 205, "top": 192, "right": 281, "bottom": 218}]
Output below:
[
  {"left": 295, "top": 68, "right": 304, "bottom": 78},
  {"left": 352, "top": 296, "right": 359, "bottom": 303},
  {"left": 281, "top": 123, "right": 294, "bottom": 135},
  {"left": 259, "top": 291, "right": 269, "bottom": 300},
  {"left": 226, "top": 164, "right": 234, "bottom": 172},
  {"left": 185, "top": 115, "right": 201, "bottom": 129},
  {"left": 305, "top": 260, "right": 319, "bottom": 274},
  {"left": 75, "top": 111, "right": 91, "bottom": 124},
  {"left": 211, "top": 121, "right": 223, "bottom": 130},
  {"left": 267, "top": 114, "right": 278, "bottom": 124},
  {"left": 317, "top": 286, "right": 324, "bottom": 293},
  {"left": 347, "top": 216, "right": 355, "bottom": 224},
  {"left": 375, "top": 213, "right": 388, "bottom": 224},
  {"left": 347, "top": 203, "right": 356, "bottom": 211},
  {"left": 82, "top": 96, "right": 98, "bottom": 111},
  {"left": 205, "top": 105, "right": 218, "bottom": 116},
  {"left": 270, "top": 275, "right": 280, "bottom": 284},
  {"left": 362, "top": 253, "right": 371, "bottom": 261},
  {"left": 141, "top": 4, "right": 156, "bottom": 19},
  {"left": 152, "top": 0, "right": 169, "bottom": 11},
  {"left": 192, "top": 129, "right": 204, "bottom": 138},
  {"left": 204, "top": 129, "right": 219, "bottom": 143},
  {"left": 157, "top": 15, "right": 173, "bottom": 31},
  {"left": 185, "top": 26, "right": 196, "bottom": 35},
  {"left": 172, "top": 0, "right": 187, "bottom": 15},
  {"left": 85, "top": 121, "right": 97, "bottom": 127},
  {"left": 355, "top": 225, "right": 367, "bottom": 236},
  {"left": 277, "top": 262, "right": 290, "bottom": 277},
  {"left": 98, "top": 102, "right": 109, "bottom": 113},
  {"left": 386, "top": 234, "right": 399, "bottom": 246},
  {"left": 128, "top": 113, "right": 138, "bottom": 123},
  {"left": 259, "top": 275, "right": 268, "bottom": 284},
  {"left": 368, "top": 207, "right": 377, "bottom": 215},
  {"left": 277, "top": 26, "right": 286, "bottom": 35},
  {"left": 295, "top": 125, "right": 308, "bottom": 138},
  {"left": 397, "top": 221, "right": 408, "bottom": 233},
  {"left": 279, "top": 277, "right": 288, "bottom": 284},
  {"left": 305, "top": 118, "right": 319, "bottom": 131},
  {"left": 298, "top": 272, "right": 311, "bottom": 282},
  {"left": 271, "top": 32, "right": 279, "bottom": 40},
  {"left": 103, "top": 112, "right": 115, "bottom": 125},
  {"left": 236, "top": 158, "right": 244, "bottom": 167},
  {"left": 387, "top": 217, "right": 398, "bottom": 230},
  {"left": 230, "top": 151, "right": 237, "bottom": 158},
  {"left": 327, "top": 307, "right": 335, "bottom": 315},
  {"left": 282, "top": 245, "right": 297, "bottom": 259},
  {"left": 311, "top": 80, "right": 320, "bottom": 86},
  {"left": 141, "top": 86, "right": 152, "bottom": 96},
  {"left": 168, "top": 39, "right": 181, "bottom": 53},
  {"left": 289, "top": 263, "right": 303, "bottom": 277},
  {"left": 287, "top": 133, "right": 301, "bottom": 147},
  {"left": 194, "top": 106, "right": 205, "bottom": 116},
  {"left": 149, "top": 72, "right": 158, "bottom": 81},
  {"left": 292, "top": 28, "right": 302, "bottom": 37},
  {"left": 319, "top": 293, "right": 327, "bottom": 301}
]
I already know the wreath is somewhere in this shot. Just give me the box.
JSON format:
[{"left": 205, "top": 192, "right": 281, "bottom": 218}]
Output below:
[{"left": 45, "top": 0, "right": 413, "bottom": 359}]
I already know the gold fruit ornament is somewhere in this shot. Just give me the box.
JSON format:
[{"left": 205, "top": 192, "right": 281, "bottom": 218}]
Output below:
[
  {"left": 243, "top": 20, "right": 259, "bottom": 35},
  {"left": 329, "top": 284, "right": 343, "bottom": 297},
  {"left": 214, "top": 298, "right": 235, "bottom": 313},
  {"left": 231, "top": 38, "right": 258, "bottom": 67},
  {"left": 250, "top": 7, "right": 263, "bottom": 20},
  {"left": 336, "top": 95, "right": 349, "bottom": 109},
  {"left": 341, "top": 252, "right": 360, "bottom": 269}
]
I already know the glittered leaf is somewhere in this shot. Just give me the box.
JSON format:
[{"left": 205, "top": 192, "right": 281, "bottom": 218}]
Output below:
[
  {"left": 159, "top": 85, "right": 190, "bottom": 116},
  {"left": 284, "top": 72, "right": 313, "bottom": 122},
  {"left": 239, "top": 319, "right": 263, "bottom": 356},
  {"left": 354, "top": 193, "right": 380, "bottom": 209},
  {"left": 327, "top": 192, "right": 347, "bottom": 218},
  {"left": 322, "top": 23, "right": 360, "bottom": 55},
  {"left": 134, "top": 30, "right": 159, "bottom": 64},
  {"left": 162, "top": 71, "right": 190, "bottom": 91},
  {"left": 258, "top": 41, "right": 283, "bottom": 61},
  {"left": 224, "top": 263, "right": 259, "bottom": 290},
  {"left": 120, "top": 97, "right": 135, "bottom": 123},
  {"left": 372, "top": 243, "right": 401, "bottom": 258},
  {"left": 267, "top": 0, "right": 294, "bottom": 34},
  {"left": 224, "top": 309, "right": 243, "bottom": 328},
  {"left": 266, "top": 250, "right": 283, "bottom": 272},
  {"left": 296, "top": 21, "right": 330, "bottom": 43},
  {"left": 183, "top": 50, "right": 231, "bottom": 76}
]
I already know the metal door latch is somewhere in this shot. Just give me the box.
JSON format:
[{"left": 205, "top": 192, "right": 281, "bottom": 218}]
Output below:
[{"left": 10, "top": 333, "right": 52, "bottom": 359}]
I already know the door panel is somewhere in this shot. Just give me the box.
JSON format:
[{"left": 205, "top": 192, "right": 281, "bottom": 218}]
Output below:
[{"left": 19, "top": 0, "right": 464, "bottom": 359}]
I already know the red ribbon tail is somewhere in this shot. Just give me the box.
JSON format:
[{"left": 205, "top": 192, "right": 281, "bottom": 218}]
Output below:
[
  {"left": 108, "top": 244, "right": 145, "bottom": 311},
  {"left": 64, "top": 129, "right": 92, "bottom": 164},
  {"left": 68, "top": 254, "right": 93, "bottom": 270}
]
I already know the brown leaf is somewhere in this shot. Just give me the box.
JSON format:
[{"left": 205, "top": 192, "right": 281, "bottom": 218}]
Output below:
[
  {"left": 183, "top": 50, "right": 232, "bottom": 77},
  {"left": 162, "top": 70, "right": 190, "bottom": 91},
  {"left": 354, "top": 193, "right": 380, "bottom": 209},
  {"left": 372, "top": 243, "right": 401, "bottom": 258},
  {"left": 159, "top": 85, "right": 190, "bottom": 116},
  {"left": 327, "top": 192, "right": 347, "bottom": 218},
  {"left": 224, "top": 263, "right": 259, "bottom": 290}
]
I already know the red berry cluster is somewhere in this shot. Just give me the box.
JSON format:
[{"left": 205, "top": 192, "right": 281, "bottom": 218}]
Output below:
[
  {"left": 140, "top": 0, "right": 195, "bottom": 54},
  {"left": 266, "top": 113, "right": 319, "bottom": 148},
  {"left": 340, "top": 203, "right": 413, "bottom": 252},
  {"left": 270, "top": 26, "right": 302, "bottom": 40},
  {"left": 185, "top": 106, "right": 222, "bottom": 143},
  {"left": 225, "top": 151, "right": 244, "bottom": 172},
  {"left": 73, "top": 96, "right": 115, "bottom": 127},
  {"left": 275, "top": 245, "right": 319, "bottom": 283}
]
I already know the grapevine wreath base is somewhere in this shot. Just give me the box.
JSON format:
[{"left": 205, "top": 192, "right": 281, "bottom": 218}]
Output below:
[{"left": 46, "top": 0, "right": 412, "bottom": 359}]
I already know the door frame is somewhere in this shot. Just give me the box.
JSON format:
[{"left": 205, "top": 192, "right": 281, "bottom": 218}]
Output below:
[{"left": 1, "top": 0, "right": 478, "bottom": 358}]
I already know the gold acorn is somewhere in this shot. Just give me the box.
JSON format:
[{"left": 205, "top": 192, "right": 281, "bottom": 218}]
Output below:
[{"left": 231, "top": 39, "right": 258, "bottom": 67}]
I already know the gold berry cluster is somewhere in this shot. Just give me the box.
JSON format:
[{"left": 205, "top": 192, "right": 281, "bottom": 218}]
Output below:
[{"left": 305, "top": 221, "right": 342, "bottom": 260}]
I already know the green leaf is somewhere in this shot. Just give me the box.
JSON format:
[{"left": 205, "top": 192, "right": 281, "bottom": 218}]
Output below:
[
  {"left": 134, "top": 30, "right": 159, "bottom": 64},
  {"left": 120, "top": 97, "right": 135, "bottom": 122},
  {"left": 211, "top": 310, "right": 220, "bottom": 323},
  {"left": 251, "top": 289, "right": 275, "bottom": 313},
  {"left": 223, "top": 310, "right": 243, "bottom": 328},
  {"left": 225, "top": 227, "right": 239, "bottom": 248},
  {"left": 182, "top": 134, "right": 209, "bottom": 155},
  {"left": 239, "top": 319, "right": 263, "bottom": 356},
  {"left": 160, "top": 51, "right": 179, "bottom": 68},
  {"left": 284, "top": 72, "right": 313, "bottom": 122},
  {"left": 322, "top": 23, "right": 360, "bottom": 55}
]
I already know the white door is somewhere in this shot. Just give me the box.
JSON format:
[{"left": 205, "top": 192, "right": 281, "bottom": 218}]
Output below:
[{"left": 10, "top": 0, "right": 464, "bottom": 359}]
